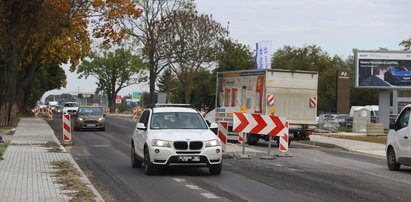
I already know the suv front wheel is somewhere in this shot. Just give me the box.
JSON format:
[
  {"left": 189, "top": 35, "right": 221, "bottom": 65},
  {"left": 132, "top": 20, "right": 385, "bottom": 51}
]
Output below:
[
  {"left": 209, "top": 163, "right": 222, "bottom": 175},
  {"left": 387, "top": 147, "right": 401, "bottom": 171},
  {"left": 144, "top": 147, "right": 156, "bottom": 175},
  {"left": 131, "top": 144, "right": 142, "bottom": 168}
]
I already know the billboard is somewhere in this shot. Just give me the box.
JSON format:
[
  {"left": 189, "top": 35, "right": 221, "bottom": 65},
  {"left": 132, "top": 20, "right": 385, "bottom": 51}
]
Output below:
[
  {"left": 355, "top": 50, "right": 411, "bottom": 89},
  {"left": 132, "top": 92, "right": 142, "bottom": 102}
]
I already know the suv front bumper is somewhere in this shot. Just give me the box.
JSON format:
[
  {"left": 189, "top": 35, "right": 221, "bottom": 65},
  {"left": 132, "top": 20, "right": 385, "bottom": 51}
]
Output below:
[{"left": 148, "top": 146, "right": 222, "bottom": 166}]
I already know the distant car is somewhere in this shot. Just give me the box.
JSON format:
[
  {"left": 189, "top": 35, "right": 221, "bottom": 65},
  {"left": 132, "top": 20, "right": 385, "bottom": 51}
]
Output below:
[
  {"left": 384, "top": 66, "right": 411, "bottom": 86},
  {"left": 386, "top": 105, "right": 411, "bottom": 170},
  {"left": 325, "top": 114, "right": 350, "bottom": 127},
  {"left": 63, "top": 102, "right": 79, "bottom": 114},
  {"left": 73, "top": 107, "right": 105, "bottom": 131},
  {"left": 131, "top": 104, "right": 222, "bottom": 175}
]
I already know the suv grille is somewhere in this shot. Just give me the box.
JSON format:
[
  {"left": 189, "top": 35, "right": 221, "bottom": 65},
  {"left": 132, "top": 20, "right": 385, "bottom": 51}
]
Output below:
[
  {"left": 174, "top": 141, "right": 188, "bottom": 150},
  {"left": 189, "top": 141, "right": 203, "bottom": 150}
]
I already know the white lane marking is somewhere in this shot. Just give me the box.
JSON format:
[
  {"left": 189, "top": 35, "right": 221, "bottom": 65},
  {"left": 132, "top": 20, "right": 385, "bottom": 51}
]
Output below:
[
  {"left": 172, "top": 178, "right": 186, "bottom": 182},
  {"left": 201, "top": 193, "right": 220, "bottom": 199},
  {"left": 290, "top": 168, "right": 297, "bottom": 171},
  {"left": 185, "top": 184, "right": 201, "bottom": 190},
  {"left": 274, "top": 164, "right": 282, "bottom": 167}
]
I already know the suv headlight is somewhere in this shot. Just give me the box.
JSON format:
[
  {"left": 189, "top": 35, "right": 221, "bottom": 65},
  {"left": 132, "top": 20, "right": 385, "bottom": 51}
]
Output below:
[
  {"left": 98, "top": 117, "right": 105, "bottom": 121},
  {"left": 205, "top": 139, "right": 220, "bottom": 147},
  {"left": 152, "top": 139, "right": 171, "bottom": 147},
  {"left": 78, "top": 117, "right": 84, "bottom": 121}
]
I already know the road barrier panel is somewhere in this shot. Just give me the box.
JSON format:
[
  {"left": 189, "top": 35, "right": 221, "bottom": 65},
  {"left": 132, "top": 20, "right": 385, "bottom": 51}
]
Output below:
[
  {"left": 233, "top": 112, "right": 288, "bottom": 159},
  {"left": 48, "top": 107, "right": 53, "bottom": 120},
  {"left": 277, "top": 121, "right": 292, "bottom": 157},
  {"left": 217, "top": 121, "right": 227, "bottom": 153},
  {"left": 133, "top": 107, "right": 138, "bottom": 121},
  {"left": 34, "top": 106, "right": 39, "bottom": 117},
  {"left": 62, "top": 113, "right": 72, "bottom": 145}
]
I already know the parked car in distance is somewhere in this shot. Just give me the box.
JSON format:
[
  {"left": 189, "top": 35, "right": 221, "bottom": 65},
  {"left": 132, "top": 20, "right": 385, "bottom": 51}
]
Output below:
[
  {"left": 324, "top": 114, "right": 350, "bottom": 128},
  {"left": 73, "top": 107, "right": 105, "bottom": 131},
  {"left": 384, "top": 66, "right": 411, "bottom": 86},
  {"left": 386, "top": 104, "right": 411, "bottom": 170},
  {"left": 131, "top": 104, "right": 222, "bottom": 175}
]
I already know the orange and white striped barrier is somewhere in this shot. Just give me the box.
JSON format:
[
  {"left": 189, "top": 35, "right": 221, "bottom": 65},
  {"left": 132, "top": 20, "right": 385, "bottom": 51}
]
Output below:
[
  {"left": 217, "top": 121, "right": 227, "bottom": 152},
  {"left": 62, "top": 113, "right": 71, "bottom": 144}
]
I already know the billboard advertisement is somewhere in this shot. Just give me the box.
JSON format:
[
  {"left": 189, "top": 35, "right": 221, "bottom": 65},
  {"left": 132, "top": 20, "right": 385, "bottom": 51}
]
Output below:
[
  {"left": 355, "top": 50, "right": 411, "bottom": 89},
  {"left": 132, "top": 92, "right": 142, "bottom": 102}
]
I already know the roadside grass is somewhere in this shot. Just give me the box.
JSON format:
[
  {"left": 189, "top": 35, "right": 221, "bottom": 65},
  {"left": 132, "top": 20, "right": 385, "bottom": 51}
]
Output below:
[
  {"left": 0, "top": 141, "right": 9, "bottom": 160},
  {"left": 49, "top": 160, "right": 96, "bottom": 201},
  {"left": 337, "top": 128, "right": 352, "bottom": 133},
  {"left": 327, "top": 135, "right": 387, "bottom": 144}
]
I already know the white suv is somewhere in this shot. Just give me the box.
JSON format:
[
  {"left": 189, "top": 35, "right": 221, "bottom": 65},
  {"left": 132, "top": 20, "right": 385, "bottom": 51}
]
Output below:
[
  {"left": 131, "top": 105, "right": 222, "bottom": 175},
  {"left": 386, "top": 104, "right": 411, "bottom": 170}
]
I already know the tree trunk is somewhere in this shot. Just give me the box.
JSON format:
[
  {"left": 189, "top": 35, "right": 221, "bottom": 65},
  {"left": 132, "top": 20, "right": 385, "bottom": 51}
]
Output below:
[{"left": 149, "top": 67, "right": 157, "bottom": 104}]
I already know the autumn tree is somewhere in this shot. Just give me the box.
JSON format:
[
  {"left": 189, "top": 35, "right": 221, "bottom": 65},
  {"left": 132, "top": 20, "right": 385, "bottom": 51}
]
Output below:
[
  {"left": 159, "top": 9, "right": 228, "bottom": 103},
  {"left": 0, "top": 0, "right": 141, "bottom": 126},
  {"left": 94, "top": 0, "right": 192, "bottom": 104},
  {"left": 77, "top": 48, "right": 146, "bottom": 111}
]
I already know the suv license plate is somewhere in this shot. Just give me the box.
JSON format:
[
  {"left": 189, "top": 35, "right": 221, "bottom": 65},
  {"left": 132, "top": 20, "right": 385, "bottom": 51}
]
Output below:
[
  {"left": 87, "top": 124, "right": 96, "bottom": 127},
  {"left": 178, "top": 156, "right": 200, "bottom": 162}
]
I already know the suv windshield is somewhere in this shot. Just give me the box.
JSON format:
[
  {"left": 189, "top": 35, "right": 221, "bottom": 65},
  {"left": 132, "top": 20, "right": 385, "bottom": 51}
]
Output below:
[
  {"left": 64, "top": 103, "right": 79, "bottom": 107},
  {"left": 78, "top": 107, "right": 102, "bottom": 115},
  {"left": 150, "top": 112, "right": 207, "bottom": 129}
]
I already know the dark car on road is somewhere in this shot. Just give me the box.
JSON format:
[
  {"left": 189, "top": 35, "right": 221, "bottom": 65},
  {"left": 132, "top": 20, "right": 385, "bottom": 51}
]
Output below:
[
  {"left": 384, "top": 66, "right": 411, "bottom": 86},
  {"left": 73, "top": 107, "right": 105, "bottom": 131}
]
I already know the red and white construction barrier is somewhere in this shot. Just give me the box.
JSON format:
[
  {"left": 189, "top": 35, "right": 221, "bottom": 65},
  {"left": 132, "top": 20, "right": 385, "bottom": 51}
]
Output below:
[
  {"left": 34, "top": 106, "right": 39, "bottom": 117},
  {"left": 217, "top": 121, "right": 227, "bottom": 152},
  {"left": 48, "top": 107, "right": 53, "bottom": 120},
  {"left": 133, "top": 107, "right": 138, "bottom": 121},
  {"left": 238, "top": 133, "right": 244, "bottom": 143},
  {"left": 62, "top": 113, "right": 71, "bottom": 144},
  {"left": 279, "top": 121, "right": 289, "bottom": 152},
  {"left": 233, "top": 113, "right": 286, "bottom": 136}
]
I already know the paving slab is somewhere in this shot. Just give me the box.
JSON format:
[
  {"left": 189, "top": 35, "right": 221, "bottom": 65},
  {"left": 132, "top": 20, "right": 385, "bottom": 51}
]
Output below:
[
  {"left": 0, "top": 117, "right": 104, "bottom": 202},
  {"left": 310, "top": 135, "right": 386, "bottom": 157}
]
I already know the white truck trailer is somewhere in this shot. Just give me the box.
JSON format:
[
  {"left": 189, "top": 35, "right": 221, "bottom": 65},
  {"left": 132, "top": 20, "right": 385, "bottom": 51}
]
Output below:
[{"left": 215, "top": 69, "right": 318, "bottom": 145}]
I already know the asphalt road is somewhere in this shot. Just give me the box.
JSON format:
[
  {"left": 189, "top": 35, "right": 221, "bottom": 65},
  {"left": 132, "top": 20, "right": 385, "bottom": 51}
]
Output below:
[{"left": 48, "top": 116, "right": 411, "bottom": 202}]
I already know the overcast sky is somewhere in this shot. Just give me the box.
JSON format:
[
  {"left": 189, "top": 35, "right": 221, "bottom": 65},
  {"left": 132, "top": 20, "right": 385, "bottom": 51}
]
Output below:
[{"left": 42, "top": 0, "right": 411, "bottom": 101}]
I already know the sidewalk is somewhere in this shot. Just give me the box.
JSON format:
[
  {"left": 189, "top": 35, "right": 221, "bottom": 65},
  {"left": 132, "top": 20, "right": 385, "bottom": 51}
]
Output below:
[
  {"left": 310, "top": 135, "right": 386, "bottom": 158},
  {"left": 0, "top": 118, "right": 103, "bottom": 202}
]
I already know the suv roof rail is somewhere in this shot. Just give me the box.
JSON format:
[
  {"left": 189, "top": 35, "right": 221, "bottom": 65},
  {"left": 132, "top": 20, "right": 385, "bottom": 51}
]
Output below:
[{"left": 147, "top": 103, "right": 195, "bottom": 109}]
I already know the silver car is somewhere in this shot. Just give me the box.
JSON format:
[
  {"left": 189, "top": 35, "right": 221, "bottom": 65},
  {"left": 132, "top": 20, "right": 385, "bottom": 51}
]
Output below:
[{"left": 73, "top": 107, "right": 105, "bottom": 131}]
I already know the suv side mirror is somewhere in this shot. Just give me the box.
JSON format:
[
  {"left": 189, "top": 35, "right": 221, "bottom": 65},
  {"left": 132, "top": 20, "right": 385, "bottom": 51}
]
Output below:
[
  {"left": 389, "top": 121, "right": 396, "bottom": 130},
  {"left": 137, "top": 123, "right": 147, "bottom": 130},
  {"left": 209, "top": 123, "right": 218, "bottom": 129}
]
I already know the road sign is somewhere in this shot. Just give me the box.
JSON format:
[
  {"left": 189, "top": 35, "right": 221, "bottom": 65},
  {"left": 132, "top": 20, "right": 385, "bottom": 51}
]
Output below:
[
  {"left": 233, "top": 113, "right": 286, "bottom": 136},
  {"left": 62, "top": 113, "right": 71, "bottom": 144},
  {"left": 132, "top": 92, "right": 143, "bottom": 102},
  {"left": 217, "top": 121, "right": 228, "bottom": 152}
]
